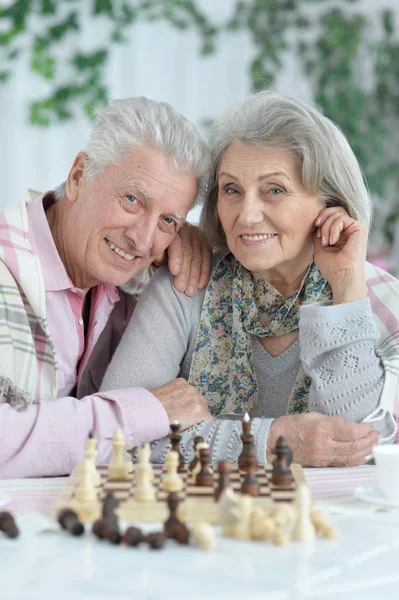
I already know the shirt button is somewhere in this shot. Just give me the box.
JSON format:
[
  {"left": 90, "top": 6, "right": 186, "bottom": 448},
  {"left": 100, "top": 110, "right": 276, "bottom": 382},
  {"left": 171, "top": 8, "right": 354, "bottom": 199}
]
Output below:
[{"left": 78, "top": 317, "right": 84, "bottom": 326}]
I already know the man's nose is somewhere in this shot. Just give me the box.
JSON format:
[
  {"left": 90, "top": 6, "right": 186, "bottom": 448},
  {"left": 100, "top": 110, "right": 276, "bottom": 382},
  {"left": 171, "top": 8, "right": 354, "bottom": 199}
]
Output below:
[{"left": 125, "top": 215, "right": 158, "bottom": 256}]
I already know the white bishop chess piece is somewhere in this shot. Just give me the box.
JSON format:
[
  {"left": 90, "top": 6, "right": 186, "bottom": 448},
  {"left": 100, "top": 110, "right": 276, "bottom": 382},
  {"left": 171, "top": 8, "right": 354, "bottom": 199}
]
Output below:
[{"left": 77, "top": 433, "right": 100, "bottom": 486}]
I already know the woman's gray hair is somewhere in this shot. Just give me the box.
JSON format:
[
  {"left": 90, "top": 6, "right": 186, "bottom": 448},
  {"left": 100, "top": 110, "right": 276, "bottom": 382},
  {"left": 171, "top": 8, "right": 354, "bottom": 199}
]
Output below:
[
  {"left": 54, "top": 97, "right": 211, "bottom": 207},
  {"left": 200, "top": 91, "right": 372, "bottom": 252}
]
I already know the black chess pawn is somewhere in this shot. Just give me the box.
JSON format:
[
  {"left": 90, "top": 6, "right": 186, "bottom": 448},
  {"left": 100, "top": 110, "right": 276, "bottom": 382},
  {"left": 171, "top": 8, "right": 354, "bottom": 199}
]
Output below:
[
  {"left": 164, "top": 493, "right": 190, "bottom": 544},
  {"left": 238, "top": 413, "right": 258, "bottom": 473},
  {"left": 271, "top": 436, "right": 294, "bottom": 486},
  {"left": 145, "top": 531, "right": 165, "bottom": 550},
  {"left": 102, "top": 492, "right": 119, "bottom": 530},
  {"left": 195, "top": 448, "right": 213, "bottom": 487},
  {"left": 169, "top": 420, "right": 185, "bottom": 472},
  {"left": 189, "top": 436, "right": 204, "bottom": 472},
  {"left": 241, "top": 453, "right": 260, "bottom": 497},
  {"left": 214, "top": 460, "right": 232, "bottom": 502},
  {"left": 0, "top": 511, "right": 19, "bottom": 539},
  {"left": 57, "top": 508, "right": 84, "bottom": 536},
  {"left": 123, "top": 526, "right": 144, "bottom": 547}
]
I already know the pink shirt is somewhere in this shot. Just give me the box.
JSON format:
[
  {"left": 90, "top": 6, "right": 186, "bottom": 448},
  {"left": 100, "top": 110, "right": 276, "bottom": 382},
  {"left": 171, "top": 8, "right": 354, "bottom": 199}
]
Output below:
[{"left": 0, "top": 195, "right": 169, "bottom": 478}]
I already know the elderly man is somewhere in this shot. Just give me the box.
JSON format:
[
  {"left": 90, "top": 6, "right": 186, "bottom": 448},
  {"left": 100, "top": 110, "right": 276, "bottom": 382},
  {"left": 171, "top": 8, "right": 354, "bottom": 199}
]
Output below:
[{"left": 0, "top": 97, "right": 214, "bottom": 478}]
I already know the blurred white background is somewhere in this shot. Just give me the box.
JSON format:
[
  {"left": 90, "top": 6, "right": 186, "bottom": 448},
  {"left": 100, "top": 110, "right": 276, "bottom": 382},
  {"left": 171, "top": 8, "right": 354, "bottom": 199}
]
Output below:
[{"left": 0, "top": 0, "right": 398, "bottom": 228}]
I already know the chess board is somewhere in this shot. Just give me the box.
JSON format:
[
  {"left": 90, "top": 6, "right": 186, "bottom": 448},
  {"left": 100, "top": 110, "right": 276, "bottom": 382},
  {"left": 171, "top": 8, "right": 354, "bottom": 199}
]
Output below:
[{"left": 54, "top": 463, "right": 307, "bottom": 525}]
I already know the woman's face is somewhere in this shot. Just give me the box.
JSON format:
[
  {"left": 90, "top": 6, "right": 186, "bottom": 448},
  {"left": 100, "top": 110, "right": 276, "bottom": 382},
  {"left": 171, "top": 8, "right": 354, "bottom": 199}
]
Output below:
[{"left": 217, "top": 140, "right": 322, "bottom": 283}]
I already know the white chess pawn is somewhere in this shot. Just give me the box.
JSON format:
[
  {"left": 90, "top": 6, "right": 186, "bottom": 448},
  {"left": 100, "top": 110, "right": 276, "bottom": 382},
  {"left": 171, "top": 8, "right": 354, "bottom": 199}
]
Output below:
[
  {"left": 73, "top": 459, "right": 101, "bottom": 522},
  {"left": 134, "top": 463, "right": 156, "bottom": 502},
  {"left": 137, "top": 443, "right": 154, "bottom": 483},
  {"left": 163, "top": 450, "right": 183, "bottom": 493},
  {"left": 108, "top": 429, "right": 131, "bottom": 480},
  {"left": 292, "top": 483, "right": 316, "bottom": 542},
  {"left": 191, "top": 442, "right": 209, "bottom": 483},
  {"left": 78, "top": 435, "right": 101, "bottom": 486}
]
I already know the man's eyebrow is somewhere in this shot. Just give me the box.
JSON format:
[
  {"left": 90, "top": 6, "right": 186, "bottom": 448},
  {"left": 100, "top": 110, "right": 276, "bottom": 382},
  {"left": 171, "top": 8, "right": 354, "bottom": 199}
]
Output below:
[
  {"left": 219, "top": 171, "right": 290, "bottom": 181},
  {"left": 133, "top": 183, "right": 186, "bottom": 221},
  {"left": 133, "top": 183, "right": 152, "bottom": 200}
]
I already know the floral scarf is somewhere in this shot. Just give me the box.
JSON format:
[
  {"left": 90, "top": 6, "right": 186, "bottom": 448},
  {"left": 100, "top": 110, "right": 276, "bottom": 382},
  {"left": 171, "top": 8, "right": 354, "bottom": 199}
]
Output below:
[{"left": 188, "top": 253, "right": 332, "bottom": 417}]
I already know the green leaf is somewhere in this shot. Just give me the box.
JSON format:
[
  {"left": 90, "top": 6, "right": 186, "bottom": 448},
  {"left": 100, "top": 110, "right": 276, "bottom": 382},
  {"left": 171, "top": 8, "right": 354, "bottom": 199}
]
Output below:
[
  {"left": 40, "top": 0, "right": 57, "bottom": 15},
  {"left": 92, "top": 0, "right": 113, "bottom": 16}
]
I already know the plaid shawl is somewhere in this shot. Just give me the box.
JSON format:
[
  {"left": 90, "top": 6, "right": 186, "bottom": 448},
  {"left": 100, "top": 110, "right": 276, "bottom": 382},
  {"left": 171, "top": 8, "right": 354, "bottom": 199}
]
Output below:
[{"left": 0, "top": 191, "right": 57, "bottom": 409}]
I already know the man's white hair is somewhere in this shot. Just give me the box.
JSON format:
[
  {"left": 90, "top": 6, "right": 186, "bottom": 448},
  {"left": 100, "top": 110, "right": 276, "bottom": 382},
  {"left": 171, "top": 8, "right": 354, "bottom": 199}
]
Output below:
[
  {"left": 201, "top": 90, "right": 372, "bottom": 252},
  {"left": 54, "top": 97, "right": 210, "bottom": 207}
]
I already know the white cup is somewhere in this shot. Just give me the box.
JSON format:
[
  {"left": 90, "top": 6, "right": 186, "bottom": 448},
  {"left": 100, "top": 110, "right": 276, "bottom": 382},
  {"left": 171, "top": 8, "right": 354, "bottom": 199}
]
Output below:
[{"left": 372, "top": 445, "right": 399, "bottom": 503}]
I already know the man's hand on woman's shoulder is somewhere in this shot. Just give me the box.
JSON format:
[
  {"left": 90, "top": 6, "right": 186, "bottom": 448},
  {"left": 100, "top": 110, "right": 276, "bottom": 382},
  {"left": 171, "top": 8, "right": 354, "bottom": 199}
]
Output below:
[{"left": 153, "top": 223, "right": 212, "bottom": 297}]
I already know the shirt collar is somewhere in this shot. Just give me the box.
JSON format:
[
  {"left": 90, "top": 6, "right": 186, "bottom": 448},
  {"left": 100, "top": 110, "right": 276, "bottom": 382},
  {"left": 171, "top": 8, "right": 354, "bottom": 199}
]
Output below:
[{"left": 27, "top": 191, "right": 119, "bottom": 302}]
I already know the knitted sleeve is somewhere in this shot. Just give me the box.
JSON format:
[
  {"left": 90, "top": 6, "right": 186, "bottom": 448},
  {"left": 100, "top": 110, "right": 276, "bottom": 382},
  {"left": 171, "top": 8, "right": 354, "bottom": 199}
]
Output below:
[
  {"left": 150, "top": 416, "right": 272, "bottom": 465},
  {"left": 299, "top": 297, "right": 395, "bottom": 442}
]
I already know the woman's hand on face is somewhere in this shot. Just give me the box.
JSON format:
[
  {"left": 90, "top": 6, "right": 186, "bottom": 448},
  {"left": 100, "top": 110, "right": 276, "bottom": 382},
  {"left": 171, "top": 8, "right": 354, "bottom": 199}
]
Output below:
[
  {"left": 313, "top": 207, "right": 369, "bottom": 304},
  {"left": 267, "top": 412, "right": 379, "bottom": 467}
]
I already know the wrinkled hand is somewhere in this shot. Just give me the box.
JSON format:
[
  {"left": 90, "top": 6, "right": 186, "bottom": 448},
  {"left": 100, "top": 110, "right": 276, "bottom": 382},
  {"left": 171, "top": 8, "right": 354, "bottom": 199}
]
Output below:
[
  {"left": 154, "top": 222, "right": 212, "bottom": 296},
  {"left": 267, "top": 412, "right": 378, "bottom": 467},
  {"left": 151, "top": 378, "right": 215, "bottom": 431},
  {"left": 313, "top": 207, "right": 368, "bottom": 304}
]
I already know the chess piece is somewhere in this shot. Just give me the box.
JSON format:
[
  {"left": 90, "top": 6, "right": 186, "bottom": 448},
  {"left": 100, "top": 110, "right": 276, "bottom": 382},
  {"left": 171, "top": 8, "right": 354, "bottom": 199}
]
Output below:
[
  {"left": 123, "top": 526, "right": 144, "bottom": 547},
  {"left": 218, "top": 487, "right": 239, "bottom": 537},
  {"left": 214, "top": 461, "right": 232, "bottom": 501},
  {"left": 292, "top": 483, "right": 315, "bottom": 542},
  {"left": 145, "top": 532, "right": 165, "bottom": 550},
  {"left": 84, "top": 432, "right": 101, "bottom": 486},
  {"left": 134, "top": 444, "right": 156, "bottom": 502},
  {"left": 137, "top": 443, "right": 154, "bottom": 482},
  {"left": 92, "top": 518, "right": 108, "bottom": 540},
  {"left": 191, "top": 523, "right": 216, "bottom": 551},
  {"left": 196, "top": 448, "right": 213, "bottom": 487},
  {"left": 310, "top": 507, "right": 338, "bottom": 539},
  {"left": 102, "top": 492, "right": 119, "bottom": 530},
  {"left": 74, "top": 458, "right": 101, "bottom": 522},
  {"left": 240, "top": 451, "right": 259, "bottom": 497},
  {"left": 231, "top": 494, "right": 254, "bottom": 540},
  {"left": 271, "top": 436, "right": 294, "bottom": 486},
  {"left": 0, "top": 511, "right": 19, "bottom": 538},
  {"left": 57, "top": 508, "right": 84, "bottom": 536},
  {"left": 163, "top": 450, "right": 184, "bottom": 493},
  {"left": 191, "top": 441, "right": 209, "bottom": 483},
  {"left": 189, "top": 436, "right": 204, "bottom": 472},
  {"left": 169, "top": 420, "right": 185, "bottom": 472},
  {"left": 164, "top": 493, "right": 190, "bottom": 544},
  {"left": 238, "top": 413, "right": 258, "bottom": 473},
  {"left": 108, "top": 429, "right": 131, "bottom": 480}
]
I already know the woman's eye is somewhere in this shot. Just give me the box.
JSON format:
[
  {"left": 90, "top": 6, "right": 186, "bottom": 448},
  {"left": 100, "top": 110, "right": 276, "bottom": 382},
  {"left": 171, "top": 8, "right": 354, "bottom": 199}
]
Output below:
[
  {"left": 269, "top": 187, "right": 284, "bottom": 195},
  {"left": 224, "top": 186, "right": 238, "bottom": 195},
  {"left": 125, "top": 194, "right": 138, "bottom": 204},
  {"left": 164, "top": 217, "right": 175, "bottom": 226}
]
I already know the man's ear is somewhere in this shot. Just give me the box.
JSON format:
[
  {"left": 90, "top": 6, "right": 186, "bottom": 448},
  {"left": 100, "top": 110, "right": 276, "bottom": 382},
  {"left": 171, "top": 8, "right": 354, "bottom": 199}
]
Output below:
[{"left": 66, "top": 152, "right": 87, "bottom": 202}]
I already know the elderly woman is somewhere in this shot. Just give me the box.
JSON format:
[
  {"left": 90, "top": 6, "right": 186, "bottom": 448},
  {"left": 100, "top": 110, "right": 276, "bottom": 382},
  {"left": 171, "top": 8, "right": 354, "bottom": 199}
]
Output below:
[{"left": 102, "top": 91, "right": 399, "bottom": 467}]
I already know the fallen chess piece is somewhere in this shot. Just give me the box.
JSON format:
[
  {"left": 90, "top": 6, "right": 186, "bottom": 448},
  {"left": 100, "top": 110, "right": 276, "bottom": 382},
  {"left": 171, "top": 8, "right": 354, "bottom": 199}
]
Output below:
[
  {"left": 310, "top": 507, "right": 338, "bottom": 539},
  {"left": 144, "top": 532, "right": 165, "bottom": 550},
  {"left": 123, "top": 526, "right": 144, "bottom": 547},
  {"left": 164, "top": 492, "right": 190, "bottom": 544},
  {"left": 0, "top": 511, "right": 19, "bottom": 539},
  {"left": 57, "top": 509, "right": 84, "bottom": 536},
  {"left": 191, "top": 523, "right": 216, "bottom": 552},
  {"left": 292, "top": 483, "right": 315, "bottom": 542}
]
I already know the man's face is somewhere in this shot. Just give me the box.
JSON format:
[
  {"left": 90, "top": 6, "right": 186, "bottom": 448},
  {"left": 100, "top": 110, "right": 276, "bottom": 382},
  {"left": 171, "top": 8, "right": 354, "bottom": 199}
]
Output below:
[{"left": 67, "top": 145, "right": 198, "bottom": 288}]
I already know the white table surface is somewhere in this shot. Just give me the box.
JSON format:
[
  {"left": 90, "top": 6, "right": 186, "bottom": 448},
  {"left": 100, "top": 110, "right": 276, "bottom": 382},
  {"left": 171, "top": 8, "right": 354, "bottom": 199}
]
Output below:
[{"left": 1, "top": 465, "right": 399, "bottom": 600}]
